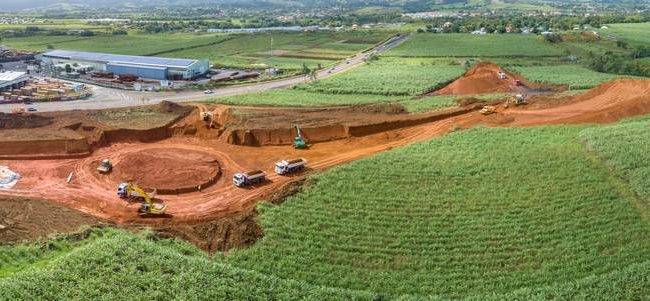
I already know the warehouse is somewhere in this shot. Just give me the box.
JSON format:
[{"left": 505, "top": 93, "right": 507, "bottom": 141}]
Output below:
[
  {"left": 40, "top": 50, "right": 209, "bottom": 80},
  {"left": 0, "top": 71, "right": 30, "bottom": 91}
]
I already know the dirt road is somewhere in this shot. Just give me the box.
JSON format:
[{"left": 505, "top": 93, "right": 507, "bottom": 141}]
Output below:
[{"left": 0, "top": 35, "right": 410, "bottom": 114}]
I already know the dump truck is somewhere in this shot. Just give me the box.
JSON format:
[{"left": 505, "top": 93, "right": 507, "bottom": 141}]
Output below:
[
  {"left": 275, "top": 158, "right": 307, "bottom": 175},
  {"left": 117, "top": 182, "right": 166, "bottom": 215},
  {"left": 497, "top": 71, "right": 507, "bottom": 80},
  {"left": 233, "top": 170, "right": 267, "bottom": 187},
  {"left": 97, "top": 159, "right": 113, "bottom": 174}
]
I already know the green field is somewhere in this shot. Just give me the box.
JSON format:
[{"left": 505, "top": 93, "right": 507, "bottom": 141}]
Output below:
[
  {"left": 1, "top": 33, "right": 227, "bottom": 56},
  {"left": 297, "top": 58, "right": 465, "bottom": 96},
  {"left": 1, "top": 118, "right": 649, "bottom": 299},
  {"left": 510, "top": 65, "right": 630, "bottom": 89},
  {"left": 386, "top": 33, "right": 564, "bottom": 57},
  {"left": 601, "top": 23, "right": 650, "bottom": 46},
  {"left": 164, "top": 31, "right": 391, "bottom": 70},
  {"left": 581, "top": 116, "right": 650, "bottom": 201},
  {"left": 210, "top": 88, "right": 406, "bottom": 107},
  {"left": 223, "top": 124, "right": 650, "bottom": 298},
  {"left": 1, "top": 31, "right": 391, "bottom": 70}
]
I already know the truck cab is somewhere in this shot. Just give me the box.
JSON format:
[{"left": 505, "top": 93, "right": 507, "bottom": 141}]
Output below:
[
  {"left": 233, "top": 173, "right": 247, "bottom": 187},
  {"left": 117, "top": 183, "right": 128, "bottom": 198},
  {"left": 274, "top": 162, "right": 288, "bottom": 175}
]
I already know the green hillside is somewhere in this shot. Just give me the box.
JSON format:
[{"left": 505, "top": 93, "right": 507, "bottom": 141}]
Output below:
[{"left": 1, "top": 116, "right": 648, "bottom": 300}]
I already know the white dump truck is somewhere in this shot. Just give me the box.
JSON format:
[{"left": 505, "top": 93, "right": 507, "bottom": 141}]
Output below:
[
  {"left": 233, "top": 170, "right": 267, "bottom": 187},
  {"left": 274, "top": 158, "right": 307, "bottom": 175}
]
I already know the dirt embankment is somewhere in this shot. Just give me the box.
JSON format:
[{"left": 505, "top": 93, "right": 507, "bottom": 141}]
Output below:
[
  {"left": 0, "top": 197, "right": 103, "bottom": 243},
  {"left": 0, "top": 113, "right": 53, "bottom": 129},
  {"left": 437, "top": 62, "right": 535, "bottom": 95},
  {"left": 0, "top": 102, "right": 192, "bottom": 159},
  {"left": 217, "top": 104, "right": 481, "bottom": 146},
  {"left": 509, "top": 79, "right": 650, "bottom": 125}
]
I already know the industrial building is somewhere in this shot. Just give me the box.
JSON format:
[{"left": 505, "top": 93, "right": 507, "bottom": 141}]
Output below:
[
  {"left": 0, "top": 71, "right": 30, "bottom": 91},
  {"left": 40, "top": 50, "right": 210, "bottom": 80}
]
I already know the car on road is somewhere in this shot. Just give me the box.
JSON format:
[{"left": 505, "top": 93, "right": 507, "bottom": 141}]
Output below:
[
  {"left": 203, "top": 90, "right": 214, "bottom": 94},
  {"left": 27, "top": 107, "right": 37, "bottom": 112}
]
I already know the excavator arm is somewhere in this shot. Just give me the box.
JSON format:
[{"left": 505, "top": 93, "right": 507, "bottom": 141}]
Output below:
[{"left": 125, "top": 183, "right": 166, "bottom": 215}]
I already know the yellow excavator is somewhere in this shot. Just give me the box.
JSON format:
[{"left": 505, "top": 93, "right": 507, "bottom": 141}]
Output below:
[{"left": 117, "top": 182, "right": 167, "bottom": 215}]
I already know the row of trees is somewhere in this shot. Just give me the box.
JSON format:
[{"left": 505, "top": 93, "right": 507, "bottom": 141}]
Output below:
[{"left": 420, "top": 12, "right": 650, "bottom": 34}]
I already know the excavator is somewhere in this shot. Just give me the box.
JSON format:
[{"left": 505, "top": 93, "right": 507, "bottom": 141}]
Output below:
[
  {"left": 117, "top": 182, "right": 167, "bottom": 216},
  {"left": 293, "top": 124, "right": 308, "bottom": 149}
]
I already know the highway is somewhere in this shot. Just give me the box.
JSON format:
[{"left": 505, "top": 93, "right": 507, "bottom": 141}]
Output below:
[{"left": 0, "top": 34, "right": 410, "bottom": 113}]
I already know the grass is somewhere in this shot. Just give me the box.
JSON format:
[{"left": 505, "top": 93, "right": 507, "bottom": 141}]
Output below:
[
  {"left": 0, "top": 33, "right": 228, "bottom": 56},
  {"left": 1, "top": 31, "right": 391, "bottom": 70},
  {"left": 208, "top": 89, "right": 406, "bottom": 107},
  {"left": 600, "top": 23, "right": 650, "bottom": 46},
  {"left": 0, "top": 120, "right": 648, "bottom": 299},
  {"left": 225, "top": 125, "right": 650, "bottom": 299},
  {"left": 297, "top": 58, "right": 465, "bottom": 96},
  {"left": 0, "top": 228, "right": 372, "bottom": 300},
  {"left": 89, "top": 106, "right": 185, "bottom": 129},
  {"left": 386, "top": 33, "right": 564, "bottom": 58},
  {"left": 581, "top": 115, "right": 650, "bottom": 201},
  {"left": 163, "top": 31, "right": 392, "bottom": 70},
  {"left": 399, "top": 95, "right": 457, "bottom": 113},
  {"left": 510, "top": 65, "right": 630, "bottom": 89}
]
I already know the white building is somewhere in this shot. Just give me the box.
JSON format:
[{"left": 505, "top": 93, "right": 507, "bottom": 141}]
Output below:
[{"left": 0, "top": 71, "right": 30, "bottom": 91}]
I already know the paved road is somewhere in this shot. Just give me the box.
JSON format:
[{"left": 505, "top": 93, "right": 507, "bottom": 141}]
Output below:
[{"left": 0, "top": 34, "right": 410, "bottom": 113}]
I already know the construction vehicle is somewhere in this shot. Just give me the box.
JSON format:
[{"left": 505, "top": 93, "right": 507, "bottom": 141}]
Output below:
[
  {"left": 117, "top": 182, "right": 166, "bottom": 215},
  {"left": 275, "top": 158, "right": 307, "bottom": 175},
  {"left": 293, "top": 124, "right": 308, "bottom": 149},
  {"left": 97, "top": 159, "right": 113, "bottom": 174},
  {"left": 515, "top": 79, "right": 524, "bottom": 86},
  {"left": 480, "top": 105, "right": 496, "bottom": 115},
  {"left": 233, "top": 170, "right": 267, "bottom": 187},
  {"left": 513, "top": 94, "right": 526, "bottom": 105},
  {"left": 497, "top": 71, "right": 507, "bottom": 80}
]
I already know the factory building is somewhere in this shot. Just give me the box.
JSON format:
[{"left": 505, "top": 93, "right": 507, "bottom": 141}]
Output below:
[
  {"left": 40, "top": 50, "right": 209, "bottom": 80},
  {"left": 0, "top": 71, "right": 30, "bottom": 91}
]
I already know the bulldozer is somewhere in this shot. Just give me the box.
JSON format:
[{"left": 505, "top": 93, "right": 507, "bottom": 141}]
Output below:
[
  {"left": 480, "top": 105, "right": 496, "bottom": 115},
  {"left": 293, "top": 124, "right": 308, "bottom": 149},
  {"left": 97, "top": 159, "right": 113, "bottom": 174},
  {"left": 117, "top": 182, "right": 166, "bottom": 216}
]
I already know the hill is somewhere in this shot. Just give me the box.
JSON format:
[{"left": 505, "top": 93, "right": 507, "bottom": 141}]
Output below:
[{"left": 1, "top": 116, "right": 648, "bottom": 299}]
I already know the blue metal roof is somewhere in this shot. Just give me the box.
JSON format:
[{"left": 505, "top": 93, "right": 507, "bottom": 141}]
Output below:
[{"left": 43, "top": 50, "right": 197, "bottom": 69}]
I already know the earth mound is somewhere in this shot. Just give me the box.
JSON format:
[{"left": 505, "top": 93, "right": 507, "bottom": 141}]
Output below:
[
  {"left": 437, "top": 62, "right": 527, "bottom": 95},
  {"left": 111, "top": 148, "right": 221, "bottom": 194},
  {"left": 0, "top": 197, "right": 100, "bottom": 243},
  {"left": 0, "top": 113, "right": 53, "bottom": 129}
]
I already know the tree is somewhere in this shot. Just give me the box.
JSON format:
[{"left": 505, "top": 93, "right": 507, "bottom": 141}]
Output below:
[
  {"left": 64, "top": 64, "right": 72, "bottom": 73},
  {"left": 301, "top": 63, "right": 311, "bottom": 75}
]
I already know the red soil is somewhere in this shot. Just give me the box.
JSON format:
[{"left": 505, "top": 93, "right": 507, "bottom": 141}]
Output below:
[
  {"left": 506, "top": 79, "right": 650, "bottom": 125},
  {"left": 1, "top": 78, "right": 650, "bottom": 247},
  {"left": 437, "top": 62, "right": 529, "bottom": 95},
  {"left": 109, "top": 148, "right": 220, "bottom": 193}
]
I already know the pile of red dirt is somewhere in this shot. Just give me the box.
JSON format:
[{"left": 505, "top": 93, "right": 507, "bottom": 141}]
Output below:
[
  {"left": 0, "top": 197, "right": 102, "bottom": 243},
  {"left": 437, "top": 62, "right": 527, "bottom": 95},
  {"left": 110, "top": 148, "right": 220, "bottom": 194}
]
